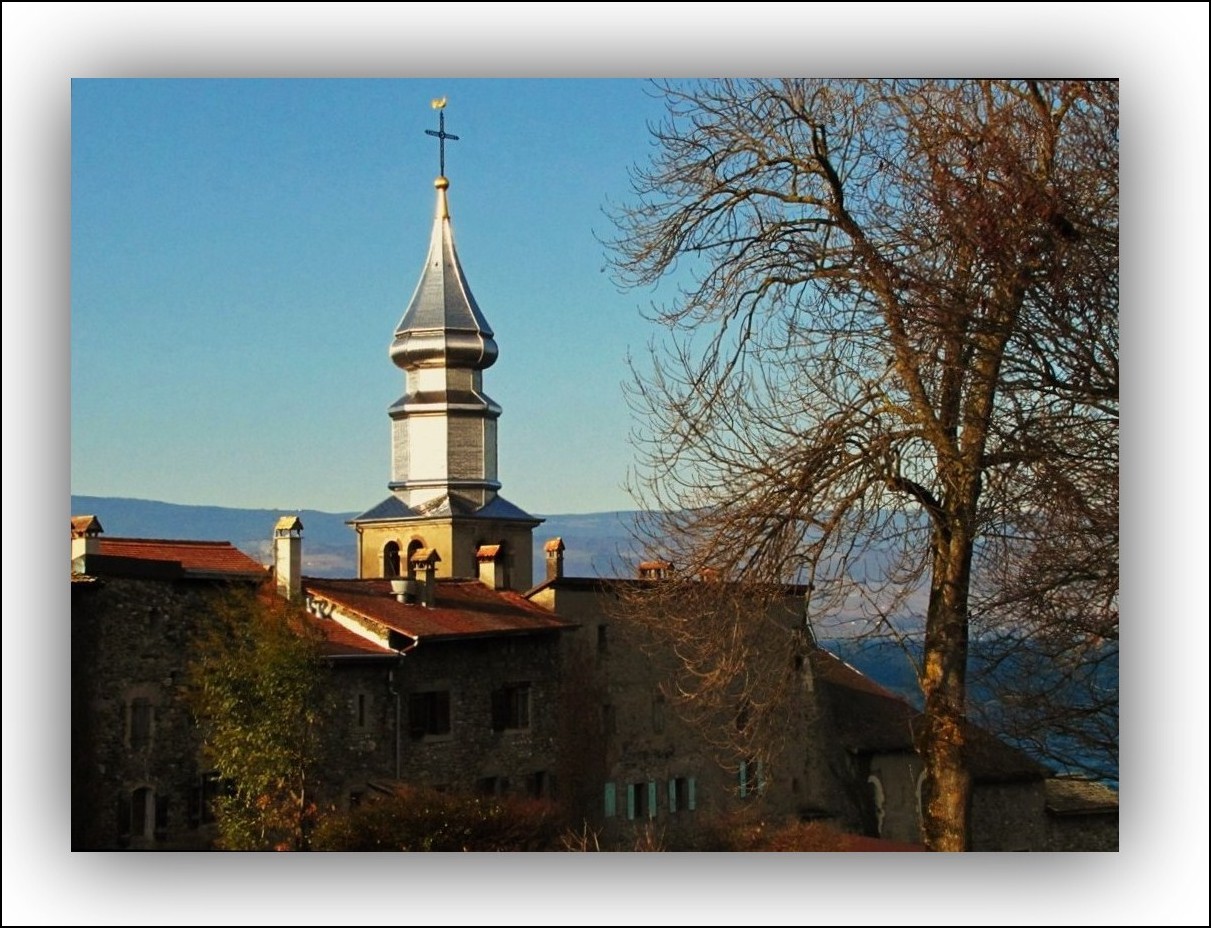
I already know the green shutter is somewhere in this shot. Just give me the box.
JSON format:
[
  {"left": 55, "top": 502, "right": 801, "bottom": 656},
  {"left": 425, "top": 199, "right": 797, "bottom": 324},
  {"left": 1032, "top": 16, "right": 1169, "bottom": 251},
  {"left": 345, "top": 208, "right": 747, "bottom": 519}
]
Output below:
[
  {"left": 603, "top": 781, "right": 616, "bottom": 818},
  {"left": 688, "top": 777, "right": 697, "bottom": 811},
  {"left": 667, "top": 778, "right": 677, "bottom": 814},
  {"left": 648, "top": 780, "right": 658, "bottom": 819},
  {"left": 739, "top": 760, "right": 748, "bottom": 798}
]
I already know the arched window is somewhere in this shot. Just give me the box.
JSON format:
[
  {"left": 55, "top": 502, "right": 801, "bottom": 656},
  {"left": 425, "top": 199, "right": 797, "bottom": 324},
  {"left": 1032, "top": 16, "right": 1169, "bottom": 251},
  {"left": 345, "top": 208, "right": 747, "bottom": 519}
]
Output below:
[
  {"left": 405, "top": 538, "right": 425, "bottom": 578},
  {"left": 119, "top": 786, "right": 167, "bottom": 842},
  {"left": 383, "top": 541, "right": 401, "bottom": 578},
  {"left": 867, "top": 774, "right": 886, "bottom": 836}
]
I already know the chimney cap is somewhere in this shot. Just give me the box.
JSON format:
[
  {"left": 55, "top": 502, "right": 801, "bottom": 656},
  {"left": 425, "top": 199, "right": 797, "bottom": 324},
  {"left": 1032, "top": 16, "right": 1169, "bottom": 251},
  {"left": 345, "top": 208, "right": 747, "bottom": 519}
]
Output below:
[
  {"left": 638, "top": 559, "right": 675, "bottom": 580},
  {"left": 544, "top": 537, "right": 565, "bottom": 554},
  {"left": 274, "top": 514, "right": 304, "bottom": 535},
  {"left": 638, "top": 559, "right": 674, "bottom": 572},
  {"left": 409, "top": 547, "right": 441, "bottom": 567},
  {"left": 475, "top": 543, "right": 502, "bottom": 561},
  {"left": 71, "top": 515, "right": 104, "bottom": 538}
]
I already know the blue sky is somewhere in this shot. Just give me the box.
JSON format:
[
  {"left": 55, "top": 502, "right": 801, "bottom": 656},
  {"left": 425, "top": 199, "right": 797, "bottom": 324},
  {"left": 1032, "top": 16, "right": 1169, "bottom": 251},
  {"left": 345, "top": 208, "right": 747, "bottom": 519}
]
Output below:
[{"left": 72, "top": 79, "right": 674, "bottom": 514}]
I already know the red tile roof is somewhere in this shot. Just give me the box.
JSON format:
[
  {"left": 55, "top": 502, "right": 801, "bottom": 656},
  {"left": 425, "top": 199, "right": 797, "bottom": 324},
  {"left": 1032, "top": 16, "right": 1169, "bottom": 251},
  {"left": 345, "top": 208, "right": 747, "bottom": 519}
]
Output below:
[
  {"left": 304, "top": 578, "right": 574, "bottom": 643},
  {"left": 97, "top": 538, "right": 266, "bottom": 578}
]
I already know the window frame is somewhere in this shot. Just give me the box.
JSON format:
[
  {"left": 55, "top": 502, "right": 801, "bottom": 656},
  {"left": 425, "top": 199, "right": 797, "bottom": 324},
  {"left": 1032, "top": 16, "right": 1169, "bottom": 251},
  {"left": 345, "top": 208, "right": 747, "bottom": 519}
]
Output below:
[
  {"left": 491, "top": 682, "right": 532, "bottom": 732},
  {"left": 408, "top": 689, "right": 452, "bottom": 740}
]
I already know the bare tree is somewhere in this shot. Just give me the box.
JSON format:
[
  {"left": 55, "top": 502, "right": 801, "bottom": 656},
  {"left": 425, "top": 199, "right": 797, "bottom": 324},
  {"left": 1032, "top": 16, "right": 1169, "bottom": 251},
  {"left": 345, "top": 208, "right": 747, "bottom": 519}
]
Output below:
[{"left": 608, "top": 79, "right": 1118, "bottom": 850}]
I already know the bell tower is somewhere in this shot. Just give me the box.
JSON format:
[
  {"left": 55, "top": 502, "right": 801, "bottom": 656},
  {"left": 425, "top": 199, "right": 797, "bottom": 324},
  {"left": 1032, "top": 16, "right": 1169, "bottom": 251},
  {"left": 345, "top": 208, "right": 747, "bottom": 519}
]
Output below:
[{"left": 350, "top": 101, "right": 540, "bottom": 588}]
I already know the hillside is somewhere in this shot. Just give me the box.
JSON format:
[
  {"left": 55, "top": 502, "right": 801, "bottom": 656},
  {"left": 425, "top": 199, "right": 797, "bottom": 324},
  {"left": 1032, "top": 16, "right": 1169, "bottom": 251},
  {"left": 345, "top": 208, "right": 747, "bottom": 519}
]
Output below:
[{"left": 70, "top": 495, "right": 644, "bottom": 581}]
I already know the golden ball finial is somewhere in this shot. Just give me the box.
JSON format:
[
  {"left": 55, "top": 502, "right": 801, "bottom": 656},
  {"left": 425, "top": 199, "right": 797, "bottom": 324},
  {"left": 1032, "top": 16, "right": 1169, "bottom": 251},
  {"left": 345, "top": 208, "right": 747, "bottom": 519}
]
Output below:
[{"left": 431, "top": 97, "right": 447, "bottom": 110}]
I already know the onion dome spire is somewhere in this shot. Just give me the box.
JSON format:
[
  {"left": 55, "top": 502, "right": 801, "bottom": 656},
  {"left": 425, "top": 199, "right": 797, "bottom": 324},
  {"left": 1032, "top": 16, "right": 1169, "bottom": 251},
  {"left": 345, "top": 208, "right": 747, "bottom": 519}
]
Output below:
[{"left": 390, "top": 101, "right": 497, "bottom": 372}]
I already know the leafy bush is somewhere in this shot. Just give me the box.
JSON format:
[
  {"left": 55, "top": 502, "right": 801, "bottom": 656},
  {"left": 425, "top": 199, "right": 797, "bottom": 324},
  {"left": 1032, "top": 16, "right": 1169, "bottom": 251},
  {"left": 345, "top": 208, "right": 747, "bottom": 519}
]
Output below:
[{"left": 313, "top": 786, "right": 562, "bottom": 851}]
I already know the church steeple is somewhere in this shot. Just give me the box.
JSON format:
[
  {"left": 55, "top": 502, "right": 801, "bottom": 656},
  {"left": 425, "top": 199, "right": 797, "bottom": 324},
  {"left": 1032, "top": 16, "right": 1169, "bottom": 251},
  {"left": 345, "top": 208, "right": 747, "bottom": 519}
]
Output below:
[
  {"left": 350, "top": 102, "right": 541, "bottom": 588},
  {"left": 390, "top": 177, "right": 499, "bottom": 374},
  {"left": 387, "top": 174, "right": 502, "bottom": 509}
]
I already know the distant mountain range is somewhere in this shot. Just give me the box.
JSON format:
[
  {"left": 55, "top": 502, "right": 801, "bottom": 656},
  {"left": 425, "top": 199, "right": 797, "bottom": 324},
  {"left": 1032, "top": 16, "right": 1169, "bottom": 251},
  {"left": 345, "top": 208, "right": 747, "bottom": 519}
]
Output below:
[{"left": 70, "top": 495, "right": 646, "bottom": 582}]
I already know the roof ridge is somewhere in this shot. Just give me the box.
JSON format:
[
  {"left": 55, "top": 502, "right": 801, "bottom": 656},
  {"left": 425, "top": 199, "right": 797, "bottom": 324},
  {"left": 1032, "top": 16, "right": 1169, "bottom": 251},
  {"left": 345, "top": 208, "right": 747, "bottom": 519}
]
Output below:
[{"left": 103, "top": 537, "right": 241, "bottom": 547}]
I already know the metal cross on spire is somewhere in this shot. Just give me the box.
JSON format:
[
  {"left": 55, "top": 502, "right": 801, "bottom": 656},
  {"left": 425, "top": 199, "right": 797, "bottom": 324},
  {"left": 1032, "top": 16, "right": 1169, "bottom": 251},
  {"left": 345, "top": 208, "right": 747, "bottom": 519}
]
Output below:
[{"left": 425, "top": 98, "right": 459, "bottom": 177}]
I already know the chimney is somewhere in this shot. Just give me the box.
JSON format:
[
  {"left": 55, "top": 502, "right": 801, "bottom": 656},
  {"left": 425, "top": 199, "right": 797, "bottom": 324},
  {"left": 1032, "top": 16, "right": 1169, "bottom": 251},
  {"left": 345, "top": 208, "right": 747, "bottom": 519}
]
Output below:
[
  {"left": 637, "top": 559, "right": 674, "bottom": 580},
  {"left": 476, "top": 544, "right": 506, "bottom": 590},
  {"left": 543, "top": 537, "right": 565, "bottom": 583},
  {"left": 390, "top": 577, "right": 418, "bottom": 604},
  {"left": 409, "top": 547, "right": 441, "bottom": 607},
  {"left": 71, "top": 515, "right": 104, "bottom": 571},
  {"left": 273, "top": 515, "right": 304, "bottom": 601}
]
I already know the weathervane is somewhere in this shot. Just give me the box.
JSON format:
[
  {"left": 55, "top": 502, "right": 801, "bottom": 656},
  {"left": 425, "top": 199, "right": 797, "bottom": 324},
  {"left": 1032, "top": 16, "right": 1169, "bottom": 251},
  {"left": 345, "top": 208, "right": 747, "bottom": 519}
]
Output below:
[{"left": 425, "top": 97, "right": 459, "bottom": 177}]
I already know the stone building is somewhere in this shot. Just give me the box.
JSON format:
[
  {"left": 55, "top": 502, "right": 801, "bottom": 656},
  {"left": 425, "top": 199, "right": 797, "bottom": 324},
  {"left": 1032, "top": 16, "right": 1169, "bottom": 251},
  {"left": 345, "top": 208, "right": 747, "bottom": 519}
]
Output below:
[
  {"left": 71, "top": 517, "right": 573, "bottom": 849},
  {"left": 71, "top": 112, "right": 1115, "bottom": 851},
  {"left": 70, "top": 520, "right": 268, "bottom": 849}
]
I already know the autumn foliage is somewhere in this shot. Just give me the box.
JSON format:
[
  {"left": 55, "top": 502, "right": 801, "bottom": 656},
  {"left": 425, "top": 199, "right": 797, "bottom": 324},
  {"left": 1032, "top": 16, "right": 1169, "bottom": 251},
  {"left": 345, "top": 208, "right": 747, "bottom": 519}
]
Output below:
[{"left": 187, "top": 590, "right": 334, "bottom": 851}]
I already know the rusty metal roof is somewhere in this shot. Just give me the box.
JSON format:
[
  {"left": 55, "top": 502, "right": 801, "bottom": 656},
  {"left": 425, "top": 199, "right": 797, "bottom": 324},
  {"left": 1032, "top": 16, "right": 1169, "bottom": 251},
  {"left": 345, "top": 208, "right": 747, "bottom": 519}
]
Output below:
[
  {"left": 304, "top": 577, "right": 573, "bottom": 644},
  {"left": 300, "top": 609, "right": 397, "bottom": 659}
]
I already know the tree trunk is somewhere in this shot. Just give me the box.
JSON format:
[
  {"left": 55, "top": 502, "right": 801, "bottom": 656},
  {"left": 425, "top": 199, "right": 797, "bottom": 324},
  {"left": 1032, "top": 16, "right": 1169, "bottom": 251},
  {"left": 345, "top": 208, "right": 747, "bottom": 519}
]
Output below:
[{"left": 919, "top": 509, "right": 976, "bottom": 851}]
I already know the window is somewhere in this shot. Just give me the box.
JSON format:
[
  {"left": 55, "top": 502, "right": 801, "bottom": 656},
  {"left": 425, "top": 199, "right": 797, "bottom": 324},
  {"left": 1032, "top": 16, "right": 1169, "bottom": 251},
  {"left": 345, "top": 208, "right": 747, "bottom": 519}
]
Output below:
[
  {"left": 627, "top": 781, "right": 657, "bottom": 820},
  {"left": 652, "top": 692, "right": 666, "bottom": 733},
  {"left": 491, "top": 683, "right": 531, "bottom": 731},
  {"left": 668, "top": 776, "right": 696, "bottom": 813},
  {"left": 354, "top": 692, "right": 369, "bottom": 728},
  {"left": 596, "top": 624, "right": 608, "bottom": 662},
  {"left": 189, "top": 771, "right": 231, "bottom": 828},
  {"left": 478, "top": 775, "right": 510, "bottom": 797},
  {"left": 528, "top": 771, "right": 555, "bottom": 799},
  {"left": 604, "top": 782, "right": 617, "bottom": 818},
  {"left": 739, "top": 759, "right": 764, "bottom": 798},
  {"left": 409, "top": 690, "right": 451, "bottom": 739},
  {"left": 405, "top": 539, "right": 425, "bottom": 577},
  {"left": 383, "top": 541, "right": 401, "bottom": 578},
  {"left": 128, "top": 697, "right": 153, "bottom": 750},
  {"left": 867, "top": 774, "right": 886, "bottom": 836},
  {"left": 120, "top": 787, "right": 167, "bottom": 841}
]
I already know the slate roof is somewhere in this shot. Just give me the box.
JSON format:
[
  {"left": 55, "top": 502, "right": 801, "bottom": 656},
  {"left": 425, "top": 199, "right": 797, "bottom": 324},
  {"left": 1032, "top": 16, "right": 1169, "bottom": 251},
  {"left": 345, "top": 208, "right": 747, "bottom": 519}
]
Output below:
[
  {"left": 1044, "top": 777, "right": 1119, "bottom": 816},
  {"left": 811, "top": 649, "right": 917, "bottom": 754},
  {"left": 811, "top": 648, "right": 1050, "bottom": 783},
  {"left": 304, "top": 577, "right": 574, "bottom": 644},
  {"left": 350, "top": 493, "right": 540, "bottom": 525},
  {"left": 90, "top": 537, "right": 266, "bottom": 580}
]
